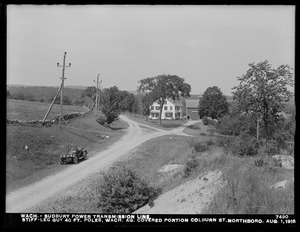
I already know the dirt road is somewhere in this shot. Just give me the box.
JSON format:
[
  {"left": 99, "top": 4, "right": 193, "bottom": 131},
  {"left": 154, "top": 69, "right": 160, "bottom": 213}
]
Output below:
[{"left": 6, "top": 115, "right": 199, "bottom": 213}]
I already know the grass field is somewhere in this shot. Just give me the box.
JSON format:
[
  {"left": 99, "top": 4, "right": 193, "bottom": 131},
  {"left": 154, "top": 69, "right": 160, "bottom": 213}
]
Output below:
[
  {"left": 6, "top": 100, "right": 128, "bottom": 193},
  {"left": 6, "top": 99, "right": 87, "bottom": 121}
]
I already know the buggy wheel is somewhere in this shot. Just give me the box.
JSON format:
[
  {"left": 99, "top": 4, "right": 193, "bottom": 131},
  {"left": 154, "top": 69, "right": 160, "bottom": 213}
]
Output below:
[{"left": 73, "top": 156, "right": 78, "bottom": 164}]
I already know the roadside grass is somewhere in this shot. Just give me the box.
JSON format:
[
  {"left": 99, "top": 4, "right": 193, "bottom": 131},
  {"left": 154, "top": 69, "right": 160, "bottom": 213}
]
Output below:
[
  {"left": 123, "top": 113, "right": 187, "bottom": 130},
  {"left": 204, "top": 154, "right": 294, "bottom": 214},
  {"left": 6, "top": 112, "right": 128, "bottom": 193},
  {"left": 7, "top": 99, "right": 87, "bottom": 121}
]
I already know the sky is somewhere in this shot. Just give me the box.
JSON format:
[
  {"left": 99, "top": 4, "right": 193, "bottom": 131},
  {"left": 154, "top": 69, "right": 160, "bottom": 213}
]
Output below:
[{"left": 7, "top": 5, "right": 295, "bottom": 95}]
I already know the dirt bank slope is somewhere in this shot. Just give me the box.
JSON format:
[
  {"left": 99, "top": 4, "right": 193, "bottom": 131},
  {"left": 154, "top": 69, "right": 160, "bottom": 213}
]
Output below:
[{"left": 134, "top": 170, "right": 226, "bottom": 214}]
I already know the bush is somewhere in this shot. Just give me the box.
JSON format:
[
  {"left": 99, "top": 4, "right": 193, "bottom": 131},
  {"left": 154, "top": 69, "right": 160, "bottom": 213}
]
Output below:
[
  {"left": 217, "top": 135, "right": 260, "bottom": 157},
  {"left": 96, "top": 116, "right": 106, "bottom": 126},
  {"left": 206, "top": 139, "right": 215, "bottom": 146},
  {"left": 217, "top": 114, "right": 257, "bottom": 137},
  {"left": 183, "top": 156, "right": 199, "bottom": 177},
  {"left": 202, "top": 116, "right": 209, "bottom": 125},
  {"left": 97, "top": 166, "right": 161, "bottom": 213},
  {"left": 194, "top": 142, "right": 208, "bottom": 153}
]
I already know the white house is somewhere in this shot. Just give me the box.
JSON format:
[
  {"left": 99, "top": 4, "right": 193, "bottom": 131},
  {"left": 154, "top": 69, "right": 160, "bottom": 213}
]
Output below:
[{"left": 149, "top": 98, "right": 183, "bottom": 120}]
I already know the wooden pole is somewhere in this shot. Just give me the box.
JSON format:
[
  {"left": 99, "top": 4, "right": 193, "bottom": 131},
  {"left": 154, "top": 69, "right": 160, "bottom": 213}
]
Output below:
[
  {"left": 42, "top": 84, "right": 62, "bottom": 123},
  {"left": 57, "top": 52, "right": 71, "bottom": 129},
  {"left": 59, "top": 52, "right": 67, "bottom": 129},
  {"left": 95, "top": 74, "right": 99, "bottom": 116},
  {"left": 87, "top": 93, "right": 96, "bottom": 109}
]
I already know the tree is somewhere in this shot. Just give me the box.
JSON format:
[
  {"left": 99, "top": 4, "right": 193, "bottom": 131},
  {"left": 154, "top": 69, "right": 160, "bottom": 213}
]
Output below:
[
  {"left": 132, "top": 96, "right": 142, "bottom": 115},
  {"left": 122, "top": 93, "right": 136, "bottom": 113},
  {"left": 25, "top": 93, "right": 35, "bottom": 101},
  {"left": 198, "top": 86, "right": 229, "bottom": 119},
  {"left": 232, "top": 60, "right": 294, "bottom": 140},
  {"left": 140, "top": 93, "right": 154, "bottom": 121},
  {"left": 14, "top": 92, "right": 26, "bottom": 100},
  {"left": 82, "top": 86, "right": 96, "bottom": 99},
  {"left": 62, "top": 95, "right": 72, "bottom": 105},
  {"left": 47, "top": 94, "right": 60, "bottom": 104},
  {"left": 117, "top": 91, "right": 131, "bottom": 112},
  {"left": 138, "top": 74, "right": 191, "bottom": 125},
  {"left": 101, "top": 86, "right": 123, "bottom": 126}
]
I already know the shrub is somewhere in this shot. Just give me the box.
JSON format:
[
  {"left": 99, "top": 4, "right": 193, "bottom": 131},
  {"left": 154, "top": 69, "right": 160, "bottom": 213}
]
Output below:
[
  {"left": 217, "top": 135, "right": 260, "bottom": 157},
  {"left": 183, "top": 156, "right": 199, "bottom": 177},
  {"left": 217, "top": 114, "right": 257, "bottom": 137},
  {"left": 97, "top": 166, "right": 161, "bottom": 213},
  {"left": 206, "top": 139, "right": 215, "bottom": 146},
  {"left": 233, "top": 137, "right": 260, "bottom": 157},
  {"left": 194, "top": 142, "right": 208, "bottom": 153},
  {"left": 202, "top": 116, "right": 209, "bottom": 125},
  {"left": 96, "top": 116, "right": 106, "bottom": 126}
]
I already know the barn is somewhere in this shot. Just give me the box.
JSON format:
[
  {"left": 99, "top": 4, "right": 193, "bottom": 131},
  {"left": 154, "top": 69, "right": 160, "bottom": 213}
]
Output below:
[{"left": 185, "top": 99, "right": 199, "bottom": 120}]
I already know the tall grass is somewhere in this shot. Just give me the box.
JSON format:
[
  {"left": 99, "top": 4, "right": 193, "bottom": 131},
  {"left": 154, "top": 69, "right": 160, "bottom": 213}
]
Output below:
[{"left": 204, "top": 155, "right": 294, "bottom": 214}]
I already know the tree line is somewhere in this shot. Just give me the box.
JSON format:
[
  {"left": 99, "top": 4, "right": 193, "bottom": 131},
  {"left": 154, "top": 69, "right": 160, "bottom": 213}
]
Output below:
[
  {"left": 198, "top": 60, "right": 294, "bottom": 145},
  {"left": 7, "top": 60, "right": 294, "bottom": 143}
]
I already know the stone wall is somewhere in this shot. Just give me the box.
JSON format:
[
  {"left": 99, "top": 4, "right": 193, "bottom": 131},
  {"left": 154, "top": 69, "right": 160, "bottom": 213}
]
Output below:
[{"left": 7, "top": 108, "right": 91, "bottom": 127}]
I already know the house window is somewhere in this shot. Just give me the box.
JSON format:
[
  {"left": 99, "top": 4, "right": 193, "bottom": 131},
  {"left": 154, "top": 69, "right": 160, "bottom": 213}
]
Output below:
[
  {"left": 165, "top": 113, "right": 173, "bottom": 118},
  {"left": 170, "top": 106, "right": 173, "bottom": 110},
  {"left": 156, "top": 106, "right": 160, "bottom": 110},
  {"left": 152, "top": 113, "right": 159, "bottom": 118},
  {"left": 164, "top": 106, "right": 168, "bottom": 110},
  {"left": 163, "top": 101, "right": 167, "bottom": 105},
  {"left": 175, "top": 106, "right": 181, "bottom": 110}
]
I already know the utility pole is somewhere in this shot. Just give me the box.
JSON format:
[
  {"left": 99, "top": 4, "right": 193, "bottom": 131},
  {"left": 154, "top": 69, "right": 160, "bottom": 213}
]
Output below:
[
  {"left": 42, "top": 83, "right": 62, "bottom": 123},
  {"left": 57, "top": 52, "right": 71, "bottom": 129},
  {"left": 94, "top": 74, "right": 100, "bottom": 116}
]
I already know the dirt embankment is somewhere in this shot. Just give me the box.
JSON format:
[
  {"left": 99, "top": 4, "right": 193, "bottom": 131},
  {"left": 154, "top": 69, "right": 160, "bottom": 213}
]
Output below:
[{"left": 134, "top": 169, "right": 226, "bottom": 214}]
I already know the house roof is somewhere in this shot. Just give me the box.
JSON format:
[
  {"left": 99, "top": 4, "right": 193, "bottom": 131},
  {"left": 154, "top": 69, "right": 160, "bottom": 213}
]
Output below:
[
  {"left": 167, "top": 98, "right": 182, "bottom": 106},
  {"left": 186, "top": 99, "right": 199, "bottom": 108}
]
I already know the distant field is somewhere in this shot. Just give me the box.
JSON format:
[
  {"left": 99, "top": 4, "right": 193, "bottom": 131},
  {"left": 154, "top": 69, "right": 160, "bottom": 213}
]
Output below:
[{"left": 7, "top": 99, "right": 87, "bottom": 121}]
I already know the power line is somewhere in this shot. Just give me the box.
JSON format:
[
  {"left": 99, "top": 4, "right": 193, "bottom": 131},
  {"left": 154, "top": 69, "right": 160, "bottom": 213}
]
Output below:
[
  {"left": 7, "top": 66, "right": 58, "bottom": 79},
  {"left": 8, "top": 36, "right": 64, "bottom": 55},
  {"left": 8, "top": 52, "right": 55, "bottom": 64},
  {"left": 7, "top": 49, "right": 57, "bottom": 63}
]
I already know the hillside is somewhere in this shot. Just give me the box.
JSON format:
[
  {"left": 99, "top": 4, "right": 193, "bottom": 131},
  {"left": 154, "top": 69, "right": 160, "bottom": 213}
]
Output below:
[{"left": 6, "top": 99, "right": 128, "bottom": 193}]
